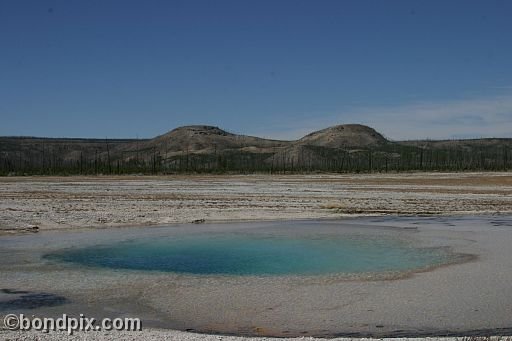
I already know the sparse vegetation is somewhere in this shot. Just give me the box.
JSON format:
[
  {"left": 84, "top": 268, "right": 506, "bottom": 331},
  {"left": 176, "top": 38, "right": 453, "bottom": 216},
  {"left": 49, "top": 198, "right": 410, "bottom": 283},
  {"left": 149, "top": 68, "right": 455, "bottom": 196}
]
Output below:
[{"left": 1, "top": 125, "right": 511, "bottom": 175}]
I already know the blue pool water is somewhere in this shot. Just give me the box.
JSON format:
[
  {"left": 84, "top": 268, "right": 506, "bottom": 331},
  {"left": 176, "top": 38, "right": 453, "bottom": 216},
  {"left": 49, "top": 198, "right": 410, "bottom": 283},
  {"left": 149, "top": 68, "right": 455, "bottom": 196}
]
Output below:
[{"left": 44, "top": 230, "right": 451, "bottom": 276}]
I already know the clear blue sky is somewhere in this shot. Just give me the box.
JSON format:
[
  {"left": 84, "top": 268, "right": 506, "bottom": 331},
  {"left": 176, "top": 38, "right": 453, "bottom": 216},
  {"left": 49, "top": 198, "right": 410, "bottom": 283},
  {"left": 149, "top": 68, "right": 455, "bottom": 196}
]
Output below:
[{"left": 1, "top": 0, "right": 512, "bottom": 140}]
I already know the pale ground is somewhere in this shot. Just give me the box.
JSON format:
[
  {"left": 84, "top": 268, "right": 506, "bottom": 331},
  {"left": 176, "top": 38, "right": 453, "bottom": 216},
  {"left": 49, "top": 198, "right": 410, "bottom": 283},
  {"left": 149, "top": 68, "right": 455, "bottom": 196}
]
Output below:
[
  {"left": 3, "top": 330, "right": 508, "bottom": 341},
  {"left": 1, "top": 172, "right": 512, "bottom": 341},
  {"left": 1, "top": 217, "right": 512, "bottom": 340},
  {"left": 2, "top": 331, "right": 510, "bottom": 341},
  {"left": 1, "top": 172, "right": 512, "bottom": 233}
]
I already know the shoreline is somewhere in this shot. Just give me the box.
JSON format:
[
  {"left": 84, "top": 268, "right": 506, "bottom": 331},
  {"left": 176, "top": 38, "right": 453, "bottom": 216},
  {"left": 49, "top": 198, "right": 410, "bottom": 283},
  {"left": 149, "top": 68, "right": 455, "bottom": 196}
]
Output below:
[{"left": 1, "top": 211, "right": 505, "bottom": 235}]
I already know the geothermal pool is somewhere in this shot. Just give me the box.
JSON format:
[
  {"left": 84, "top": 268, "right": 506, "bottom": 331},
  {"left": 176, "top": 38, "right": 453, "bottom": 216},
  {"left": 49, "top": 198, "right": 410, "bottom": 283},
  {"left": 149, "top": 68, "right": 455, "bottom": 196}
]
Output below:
[
  {"left": 44, "top": 228, "right": 452, "bottom": 276},
  {"left": 2, "top": 216, "right": 512, "bottom": 337}
]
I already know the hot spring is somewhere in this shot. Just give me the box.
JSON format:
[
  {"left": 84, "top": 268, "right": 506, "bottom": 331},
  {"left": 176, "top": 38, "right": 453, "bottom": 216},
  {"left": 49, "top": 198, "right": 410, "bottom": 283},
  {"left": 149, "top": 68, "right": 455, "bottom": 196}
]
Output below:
[
  {"left": 2, "top": 217, "right": 490, "bottom": 337},
  {"left": 43, "top": 222, "right": 454, "bottom": 276}
]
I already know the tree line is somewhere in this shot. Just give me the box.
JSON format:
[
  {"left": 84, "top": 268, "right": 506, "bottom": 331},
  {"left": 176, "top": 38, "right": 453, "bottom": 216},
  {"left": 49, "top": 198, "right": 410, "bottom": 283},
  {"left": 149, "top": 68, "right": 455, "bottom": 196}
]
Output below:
[{"left": 1, "top": 142, "right": 510, "bottom": 175}]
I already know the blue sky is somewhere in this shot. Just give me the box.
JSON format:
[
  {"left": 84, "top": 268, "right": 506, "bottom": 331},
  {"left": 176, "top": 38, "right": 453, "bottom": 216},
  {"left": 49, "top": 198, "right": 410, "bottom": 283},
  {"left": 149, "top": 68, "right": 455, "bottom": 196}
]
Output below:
[{"left": 1, "top": 0, "right": 511, "bottom": 140}]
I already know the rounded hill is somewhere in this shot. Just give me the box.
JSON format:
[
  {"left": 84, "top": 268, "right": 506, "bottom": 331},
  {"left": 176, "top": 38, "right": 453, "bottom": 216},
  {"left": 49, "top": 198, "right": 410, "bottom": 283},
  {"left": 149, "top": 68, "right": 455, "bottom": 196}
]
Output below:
[{"left": 298, "top": 124, "right": 388, "bottom": 148}]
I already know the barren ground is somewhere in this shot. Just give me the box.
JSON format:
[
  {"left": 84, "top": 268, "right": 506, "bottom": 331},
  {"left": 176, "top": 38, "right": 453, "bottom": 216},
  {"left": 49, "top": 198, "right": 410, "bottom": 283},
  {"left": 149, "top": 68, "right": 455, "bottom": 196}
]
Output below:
[{"left": 1, "top": 172, "right": 511, "bottom": 233}]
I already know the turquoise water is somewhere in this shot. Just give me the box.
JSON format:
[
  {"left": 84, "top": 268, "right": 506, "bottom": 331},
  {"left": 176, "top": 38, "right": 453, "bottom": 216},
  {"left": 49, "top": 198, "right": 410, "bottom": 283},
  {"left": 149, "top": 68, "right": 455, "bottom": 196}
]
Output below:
[{"left": 44, "top": 231, "right": 451, "bottom": 276}]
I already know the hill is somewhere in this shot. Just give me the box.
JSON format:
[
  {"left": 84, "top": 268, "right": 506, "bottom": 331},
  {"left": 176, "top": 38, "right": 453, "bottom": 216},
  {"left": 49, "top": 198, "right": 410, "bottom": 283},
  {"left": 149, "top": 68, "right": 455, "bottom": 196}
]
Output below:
[
  {"left": 116, "top": 125, "right": 289, "bottom": 157},
  {"left": 1, "top": 124, "right": 510, "bottom": 174},
  {"left": 298, "top": 124, "right": 388, "bottom": 148}
]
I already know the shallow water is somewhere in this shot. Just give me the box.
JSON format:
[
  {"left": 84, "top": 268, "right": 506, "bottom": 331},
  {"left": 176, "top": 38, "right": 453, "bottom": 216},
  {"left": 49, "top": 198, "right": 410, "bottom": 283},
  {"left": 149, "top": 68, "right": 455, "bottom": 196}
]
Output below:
[
  {"left": 3, "top": 216, "right": 511, "bottom": 337},
  {"left": 44, "top": 227, "right": 451, "bottom": 276}
]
